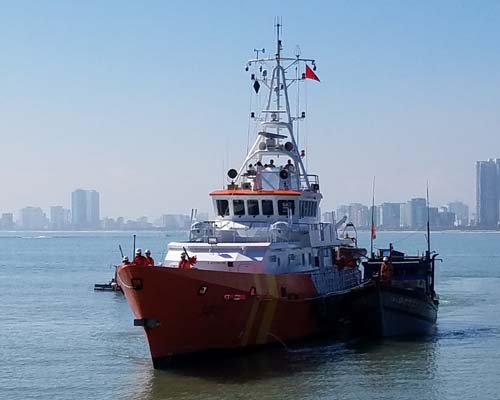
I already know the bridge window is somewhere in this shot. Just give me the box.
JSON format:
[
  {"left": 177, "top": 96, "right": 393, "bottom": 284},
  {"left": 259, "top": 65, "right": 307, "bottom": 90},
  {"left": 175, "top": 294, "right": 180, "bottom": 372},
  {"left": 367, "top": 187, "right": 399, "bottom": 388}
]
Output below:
[
  {"left": 216, "top": 200, "right": 229, "bottom": 217},
  {"left": 233, "top": 200, "right": 245, "bottom": 216},
  {"left": 278, "top": 200, "right": 295, "bottom": 215},
  {"left": 247, "top": 200, "right": 259, "bottom": 216},
  {"left": 262, "top": 200, "right": 274, "bottom": 216},
  {"left": 300, "top": 200, "right": 318, "bottom": 218}
]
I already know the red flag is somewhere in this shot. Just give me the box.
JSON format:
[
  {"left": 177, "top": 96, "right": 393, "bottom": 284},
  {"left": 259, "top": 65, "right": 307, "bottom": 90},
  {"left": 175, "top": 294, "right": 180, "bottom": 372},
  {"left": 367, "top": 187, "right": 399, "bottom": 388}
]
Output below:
[
  {"left": 371, "top": 223, "right": 377, "bottom": 240},
  {"left": 305, "top": 64, "right": 320, "bottom": 82}
]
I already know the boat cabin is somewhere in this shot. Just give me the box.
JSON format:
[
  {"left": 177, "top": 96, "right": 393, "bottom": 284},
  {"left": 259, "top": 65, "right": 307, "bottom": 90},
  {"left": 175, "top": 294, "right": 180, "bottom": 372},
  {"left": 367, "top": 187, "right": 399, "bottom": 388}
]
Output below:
[
  {"left": 363, "top": 249, "right": 434, "bottom": 295},
  {"left": 210, "top": 189, "right": 321, "bottom": 222}
]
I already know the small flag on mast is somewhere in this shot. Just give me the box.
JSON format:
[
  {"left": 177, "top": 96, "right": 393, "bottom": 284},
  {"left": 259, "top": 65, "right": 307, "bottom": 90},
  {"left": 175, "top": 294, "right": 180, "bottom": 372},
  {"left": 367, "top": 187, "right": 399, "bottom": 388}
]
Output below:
[
  {"left": 371, "top": 223, "right": 376, "bottom": 240},
  {"left": 305, "top": 64, "right": 320, "bottom": 82}
]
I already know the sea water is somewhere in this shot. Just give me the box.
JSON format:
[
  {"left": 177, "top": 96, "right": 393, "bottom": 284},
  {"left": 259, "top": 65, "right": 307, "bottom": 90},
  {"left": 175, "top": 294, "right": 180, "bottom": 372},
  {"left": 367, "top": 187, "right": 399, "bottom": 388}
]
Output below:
[{"left": 1, "top": 231, "right": 499, "bottom": 400}]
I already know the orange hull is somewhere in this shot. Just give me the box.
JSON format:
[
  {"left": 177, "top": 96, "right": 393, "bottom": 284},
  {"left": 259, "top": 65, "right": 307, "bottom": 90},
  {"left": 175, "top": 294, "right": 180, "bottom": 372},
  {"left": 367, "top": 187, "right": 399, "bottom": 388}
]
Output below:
[{"left": 118, "top": 265, "right": 330, "bottom": 365}]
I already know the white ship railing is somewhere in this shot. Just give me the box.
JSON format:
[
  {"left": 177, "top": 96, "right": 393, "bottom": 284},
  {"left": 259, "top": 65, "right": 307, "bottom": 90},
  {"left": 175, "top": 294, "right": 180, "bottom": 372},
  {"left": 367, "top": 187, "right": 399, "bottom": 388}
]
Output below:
[
  {"left": 189, "top": 220, "right": 314, "bottom": 244},
  {"left": 300, "top": 174, "right": 320, "bottom": 191}
]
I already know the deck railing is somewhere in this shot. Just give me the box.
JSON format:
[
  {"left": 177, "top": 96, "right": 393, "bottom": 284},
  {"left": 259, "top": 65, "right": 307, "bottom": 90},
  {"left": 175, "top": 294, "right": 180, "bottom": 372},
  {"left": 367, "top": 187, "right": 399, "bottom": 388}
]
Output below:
[{"left": 189, "top": 220, "right": 315, "bottom": 244}]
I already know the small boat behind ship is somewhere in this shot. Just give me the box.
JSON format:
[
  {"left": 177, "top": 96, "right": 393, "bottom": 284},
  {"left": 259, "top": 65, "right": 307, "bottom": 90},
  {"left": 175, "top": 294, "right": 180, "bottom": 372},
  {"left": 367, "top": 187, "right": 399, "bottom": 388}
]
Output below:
[{"left": 347, "top": 246, "right": 439, "bottom": 337}]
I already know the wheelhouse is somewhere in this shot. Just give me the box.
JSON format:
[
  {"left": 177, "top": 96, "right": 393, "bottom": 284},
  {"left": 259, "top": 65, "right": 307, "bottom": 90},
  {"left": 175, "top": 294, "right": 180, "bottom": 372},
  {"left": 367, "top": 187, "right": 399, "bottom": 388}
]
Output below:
[{"left": 210, "top": 189, "right": 321, "bottom": 222}]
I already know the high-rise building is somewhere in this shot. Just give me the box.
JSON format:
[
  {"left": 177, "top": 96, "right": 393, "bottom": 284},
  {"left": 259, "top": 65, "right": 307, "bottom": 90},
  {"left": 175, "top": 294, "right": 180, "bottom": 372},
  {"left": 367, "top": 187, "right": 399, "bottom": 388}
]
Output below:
[
  {"left": 161, "top": 214, "right": 191, "bottom": 230},
  {"left": 429, "top": 207, "right": 439, "bottom": 228},
  {"left": 50, "top": 206, "right": 71, "bottom": 230},
  {"left": 405, "top": 198, "right": 427, "bottom": 229},
  {"left": 476, "top": 159, "right": 500, "bottom": 228},
  {"left": 381, "top": 202, "right": 402, "bottom": 229},
  {"left": 0, "top": 213, "right": 15, "bottom": 230},
  {"left": 19, "top": 207, "right": 48, "bottom": 230},
  {"left": 335, "top": 203, "right": 370, "bottom": 228},
  {"left": 447, "top": 201, "right": 469, "bottom": 226},
  {"left": 335, "top": 205, "right": 350, "bottom": 222},
  {"left": 437, "top": 207, "right": 456, "bottom": 229},
  {"left": 400, "top": 203, "right": 410, "bottom": 228},
  {"left": 71, "top": 189, "right": 100, "bottom": 229},
  {"left": 350, "top": 203, "right": 369, "bottom": 228},
  {"left": 72, "top": 189, "right": 87, "bottom": 227}
]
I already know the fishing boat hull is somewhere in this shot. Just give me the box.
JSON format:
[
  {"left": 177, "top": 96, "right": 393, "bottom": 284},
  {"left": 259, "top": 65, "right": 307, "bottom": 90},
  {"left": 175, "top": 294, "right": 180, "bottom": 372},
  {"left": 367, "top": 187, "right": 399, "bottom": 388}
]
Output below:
[
  {"left": 348, "top": 282, "right": 438, "bottom": 337},
  {"left": 117, "top": 264, "right": 349, "bottom": 367}
]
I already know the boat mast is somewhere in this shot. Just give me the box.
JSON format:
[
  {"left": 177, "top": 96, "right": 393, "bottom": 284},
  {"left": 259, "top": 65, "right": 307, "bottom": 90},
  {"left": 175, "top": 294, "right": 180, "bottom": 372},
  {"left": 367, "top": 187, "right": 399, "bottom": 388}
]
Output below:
[
  {"left": 426, "top": 182, "right": 431, "bottom": 259},
  {"left": 236, "top": 22, "right": 316, "bottom": 190},
  {"left": 370, "top": 176, "right": 376, "bottom": 258},
  {"left": 275, "top": 21, "right": 281, "bottom": 123}
]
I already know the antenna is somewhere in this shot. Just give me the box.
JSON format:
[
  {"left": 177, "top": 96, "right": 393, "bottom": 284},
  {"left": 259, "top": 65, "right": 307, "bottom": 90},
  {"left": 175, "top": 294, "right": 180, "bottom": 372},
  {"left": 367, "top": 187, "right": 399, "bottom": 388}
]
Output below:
[
  {"left": 275, "top": 17, "right": 282, "bottom": 58},
  {"left": 132, "top": 234, "right": 136, "bottom": 261},
  {"left": 294, "top": 45, "right": 301, "bottom": 58},
  {"left": 370, "top": 176, "right": 376, "bottom": 258},
  {"left": 426, "top": 181, "right": 431, "bottom": 259},
  {"left": 253, "top": 48, "right": 265, "bottom": 59}
]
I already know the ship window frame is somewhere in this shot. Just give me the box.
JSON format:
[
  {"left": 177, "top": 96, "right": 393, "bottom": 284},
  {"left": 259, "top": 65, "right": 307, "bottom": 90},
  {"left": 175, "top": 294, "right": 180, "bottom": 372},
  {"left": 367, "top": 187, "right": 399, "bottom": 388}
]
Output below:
[
  {"left": 278, "top": 199, "right": 295, "bottom": 216},
  {"left": 216, "top": 199, "right": 229, "bottom": 217},
  {"left": 262, "top": 200, "right": 274, "bottom": 216},
  {"left": 300, "top": 200, "right": 317, "bottom": 218},
  {"left": 233, "top": 199, "right": 245, "bottom": 216},
  {"left": 247, "top": 199, "right": 260, "bottom": 216}
]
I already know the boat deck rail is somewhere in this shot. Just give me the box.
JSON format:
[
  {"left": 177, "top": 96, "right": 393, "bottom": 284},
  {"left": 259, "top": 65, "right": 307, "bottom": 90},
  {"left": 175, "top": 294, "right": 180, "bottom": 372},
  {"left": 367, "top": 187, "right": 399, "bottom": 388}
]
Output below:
[
  {"left": 236, "top": 171, "right": 319, "bottom": 192},
  {"left": 189, "top": 220, "right": 335, "bottom": 244},
  {"left": 300, "top": 174, "right": 320, "bottom": 191}
]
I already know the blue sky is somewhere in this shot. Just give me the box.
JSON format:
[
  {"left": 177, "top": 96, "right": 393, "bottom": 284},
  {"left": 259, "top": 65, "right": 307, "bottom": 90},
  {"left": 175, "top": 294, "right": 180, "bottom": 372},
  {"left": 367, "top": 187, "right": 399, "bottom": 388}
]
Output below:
[{"left": 1, "top": 1, "right": 499, "bottom": 218}]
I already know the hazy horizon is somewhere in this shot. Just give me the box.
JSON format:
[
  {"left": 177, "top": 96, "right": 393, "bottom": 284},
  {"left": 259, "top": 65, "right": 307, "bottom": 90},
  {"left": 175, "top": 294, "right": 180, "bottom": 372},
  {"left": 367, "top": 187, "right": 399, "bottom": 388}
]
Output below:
[{"left": 2, "top": 1, "right": 499, "bottom": 218}]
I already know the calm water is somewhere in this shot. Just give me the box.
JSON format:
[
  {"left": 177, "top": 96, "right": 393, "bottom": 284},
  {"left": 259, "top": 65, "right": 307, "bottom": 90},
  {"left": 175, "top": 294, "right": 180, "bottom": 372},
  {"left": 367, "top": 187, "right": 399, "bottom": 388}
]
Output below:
[{"left": 1, "top": 231, "right": 500, "bottom": 400}]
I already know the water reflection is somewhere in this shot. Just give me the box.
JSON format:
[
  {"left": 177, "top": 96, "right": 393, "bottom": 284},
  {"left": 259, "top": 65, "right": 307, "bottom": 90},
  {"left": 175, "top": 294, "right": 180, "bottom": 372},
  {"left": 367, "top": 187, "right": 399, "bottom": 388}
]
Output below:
[{"left": 127, "top": 337, "right": 442, "bottom": 400}]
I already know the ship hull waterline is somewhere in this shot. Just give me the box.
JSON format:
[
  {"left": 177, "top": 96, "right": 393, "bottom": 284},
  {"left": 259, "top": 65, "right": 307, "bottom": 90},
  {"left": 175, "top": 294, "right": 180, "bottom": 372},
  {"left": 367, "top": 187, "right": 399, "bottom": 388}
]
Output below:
[
  {"left": 347, "top": 282, "right": 438, "bottom": 338},
  {"left": 117, "top": 264, "right": 354, "bottom": 367}
]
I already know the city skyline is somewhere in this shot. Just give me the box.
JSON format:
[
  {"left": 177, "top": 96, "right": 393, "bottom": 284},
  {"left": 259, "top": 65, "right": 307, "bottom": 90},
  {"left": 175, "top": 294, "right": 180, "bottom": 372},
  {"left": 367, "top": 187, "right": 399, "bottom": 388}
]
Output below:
[
  {"left": 1, "top": 2, "right": 499, "bottom": 217},
  {"left": 0, "top": 186, "right": 474, "bottom": 230}
]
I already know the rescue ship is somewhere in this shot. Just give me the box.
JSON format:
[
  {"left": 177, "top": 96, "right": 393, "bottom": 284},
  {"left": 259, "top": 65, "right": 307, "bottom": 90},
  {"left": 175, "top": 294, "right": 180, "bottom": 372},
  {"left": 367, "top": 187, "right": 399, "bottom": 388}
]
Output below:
[{"left": 117, "top": 24, "right": 367, "bottom": 368}]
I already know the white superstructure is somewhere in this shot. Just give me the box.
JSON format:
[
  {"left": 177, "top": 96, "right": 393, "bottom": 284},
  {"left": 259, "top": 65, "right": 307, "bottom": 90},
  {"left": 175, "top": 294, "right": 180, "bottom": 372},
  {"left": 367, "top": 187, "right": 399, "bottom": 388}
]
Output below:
[{"left": 164, "top": 24, "right": 362, "bottom": 292}]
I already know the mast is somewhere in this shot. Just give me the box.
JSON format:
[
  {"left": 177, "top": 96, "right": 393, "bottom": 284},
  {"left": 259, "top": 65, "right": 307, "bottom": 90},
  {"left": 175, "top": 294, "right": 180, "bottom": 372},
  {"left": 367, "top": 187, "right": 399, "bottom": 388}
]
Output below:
[
  {"left": 237, "top": 21, "right": 318, "bottom": 191},
  {"left": 426, "top": 182, "right": 431, "bottom": 259},
  {"left": 275, "top": 20, "right": 281, "bottom": 121},
  {"left": 370, "top": 177, "right": 376, "bottom": 257}
]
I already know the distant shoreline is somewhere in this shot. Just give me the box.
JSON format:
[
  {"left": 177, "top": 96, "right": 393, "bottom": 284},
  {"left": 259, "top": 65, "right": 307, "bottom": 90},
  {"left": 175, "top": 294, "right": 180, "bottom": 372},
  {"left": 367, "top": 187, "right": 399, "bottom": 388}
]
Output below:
[{"left": 1, "top": 228, "right": 500, "bottom": 233}]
